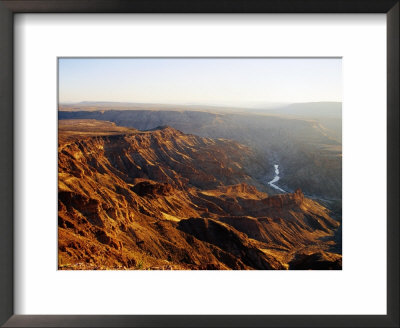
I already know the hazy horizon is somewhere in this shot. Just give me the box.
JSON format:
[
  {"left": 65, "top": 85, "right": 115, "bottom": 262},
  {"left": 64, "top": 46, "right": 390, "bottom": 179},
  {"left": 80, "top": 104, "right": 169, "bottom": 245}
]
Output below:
[
  {"left": 58, "top": 99, "right": 342, "bottom": 111},
  {"left": 59, "top": 58, "right": 342, "bottom": 106}
]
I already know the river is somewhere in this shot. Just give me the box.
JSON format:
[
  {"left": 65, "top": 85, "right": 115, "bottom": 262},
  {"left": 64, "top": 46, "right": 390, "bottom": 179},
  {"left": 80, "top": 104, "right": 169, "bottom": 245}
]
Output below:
[{"left": 268, "top": 164, "right": 286, "bottom": 193}]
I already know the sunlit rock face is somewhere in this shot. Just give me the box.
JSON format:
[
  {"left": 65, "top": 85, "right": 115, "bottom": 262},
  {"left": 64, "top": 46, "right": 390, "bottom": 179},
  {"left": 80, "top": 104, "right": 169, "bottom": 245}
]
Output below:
[{"left": 58, "top": 119, "right": 341, "bottom": 270}]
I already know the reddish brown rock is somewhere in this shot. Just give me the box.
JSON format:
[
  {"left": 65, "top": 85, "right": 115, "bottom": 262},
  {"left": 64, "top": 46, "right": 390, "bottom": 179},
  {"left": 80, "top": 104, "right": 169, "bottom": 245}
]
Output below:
[{"left": 58, "top": 120, "right": 341, "bottom": 270}]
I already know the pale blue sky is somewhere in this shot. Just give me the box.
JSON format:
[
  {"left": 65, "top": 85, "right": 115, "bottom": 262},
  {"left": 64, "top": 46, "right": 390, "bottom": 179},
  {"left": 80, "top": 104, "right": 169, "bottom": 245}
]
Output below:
[{"left": 58, "top": 58, "right": 341, "bottom": 106}]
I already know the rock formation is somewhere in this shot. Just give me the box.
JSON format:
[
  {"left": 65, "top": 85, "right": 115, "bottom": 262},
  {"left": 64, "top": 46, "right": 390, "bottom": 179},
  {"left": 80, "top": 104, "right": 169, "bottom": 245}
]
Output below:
[{"left": 58, "top": 119, "right": 342, "bottom": 270}]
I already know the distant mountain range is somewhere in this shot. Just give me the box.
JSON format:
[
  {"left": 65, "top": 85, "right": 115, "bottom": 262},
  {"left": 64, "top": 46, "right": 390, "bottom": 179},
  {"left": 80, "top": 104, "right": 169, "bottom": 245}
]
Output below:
[
  {"left": 59, "top": 101, "right": 247, "bottom": 113},
  {"left": 59, "top": 101, "right": 341, "bottom": 116},
  {"left": 256, "top": 101, "right": 341, "bottom": 118}
]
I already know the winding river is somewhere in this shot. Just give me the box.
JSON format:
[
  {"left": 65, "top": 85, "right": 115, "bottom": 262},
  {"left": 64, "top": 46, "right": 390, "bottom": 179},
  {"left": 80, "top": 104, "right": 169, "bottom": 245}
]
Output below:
[{"left": 268, "top": 164, "right": 286, "bottom": 193}]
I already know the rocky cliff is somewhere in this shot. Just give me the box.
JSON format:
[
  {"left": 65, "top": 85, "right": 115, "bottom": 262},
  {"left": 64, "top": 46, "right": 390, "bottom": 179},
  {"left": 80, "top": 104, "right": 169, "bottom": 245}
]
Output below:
[{"left": 58, "top": 119, "right": 341, "bottom": 270}]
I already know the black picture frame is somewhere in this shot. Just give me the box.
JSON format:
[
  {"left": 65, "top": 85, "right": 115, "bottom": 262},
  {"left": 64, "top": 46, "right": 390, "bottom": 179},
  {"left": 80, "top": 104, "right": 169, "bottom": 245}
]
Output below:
[{"left": 0, "top": 1, "right": 398, "bottom": 327}]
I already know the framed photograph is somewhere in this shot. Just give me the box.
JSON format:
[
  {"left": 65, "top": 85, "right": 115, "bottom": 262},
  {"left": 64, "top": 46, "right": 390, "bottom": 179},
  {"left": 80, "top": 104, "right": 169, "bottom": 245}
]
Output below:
[{"left": 0, "top": 1, "right": 398, "bottom": 327}]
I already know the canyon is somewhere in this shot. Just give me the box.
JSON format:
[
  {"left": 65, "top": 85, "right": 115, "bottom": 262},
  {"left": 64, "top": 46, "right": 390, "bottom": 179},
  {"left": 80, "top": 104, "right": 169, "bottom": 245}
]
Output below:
[
  {"left": 58, "top": 118, "right": 342, "bottom": 270},
  {"left": 59, "top": 107, "right": 342, "bottom": 199}
]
